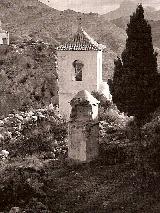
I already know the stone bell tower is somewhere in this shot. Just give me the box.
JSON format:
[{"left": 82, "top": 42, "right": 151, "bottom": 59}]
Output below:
[{"left": 56, "top": 25, "right": 106, "bottom": 119}]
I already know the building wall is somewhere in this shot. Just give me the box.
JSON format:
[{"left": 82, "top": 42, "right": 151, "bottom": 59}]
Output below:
[
  {"left": 97, "top": 51, "right": 103, "bottom": 90},
  {"left": 57, "top": 50, "right": 103, "bottom": 119},
  {"left": 0, "top": 32, "right": 9, "bottom": 45}
]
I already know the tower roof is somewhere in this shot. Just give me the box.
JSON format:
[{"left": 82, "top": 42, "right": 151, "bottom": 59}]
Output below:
[
  {"left": 70, "top": 90, "right": 99, "bottom": 106},
  {"left": 56, "top": 27, "right": 106, "bottom": 51}
]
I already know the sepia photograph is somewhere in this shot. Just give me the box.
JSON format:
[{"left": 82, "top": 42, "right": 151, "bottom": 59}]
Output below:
[{"left": 0, "top": 0, "right": 160, "bottom": 212}]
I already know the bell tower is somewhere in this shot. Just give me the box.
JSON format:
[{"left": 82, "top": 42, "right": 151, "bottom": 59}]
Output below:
[{"left": 56, "top": 26, "right": 106, "bottom": 119}]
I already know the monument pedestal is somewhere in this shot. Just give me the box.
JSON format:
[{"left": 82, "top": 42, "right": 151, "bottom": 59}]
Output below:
[{"left": 68, "top": 90, "right": 100, "bottom": 163}]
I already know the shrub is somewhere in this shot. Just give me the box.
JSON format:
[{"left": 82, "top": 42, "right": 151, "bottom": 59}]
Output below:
[
  {"left": 140, "top": 116, "right": 160, "bottom": 171},
  {"left": 0, "top": 107, "right": 68, "bottom": 159},
  {"left": 0, "top": 156, "right": 47, "bottom": 212},
  {"left": 91, "top": 91, "right": 112, "bottom": 111},
  {"left": 23, "top": 198, "right": 50, "bottom": 213}
]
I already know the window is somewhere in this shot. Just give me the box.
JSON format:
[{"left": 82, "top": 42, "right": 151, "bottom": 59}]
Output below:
[
  {"left": 72, "top": 60, "right": 84, "bottom": 81},
  {"left": 2, "top": 38, "right": 7, "bottom": 45}
]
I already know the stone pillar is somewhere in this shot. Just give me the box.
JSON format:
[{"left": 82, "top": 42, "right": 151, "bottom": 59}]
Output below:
[{"left": 68, "top": 90, "right": 99, "bottom": 163}]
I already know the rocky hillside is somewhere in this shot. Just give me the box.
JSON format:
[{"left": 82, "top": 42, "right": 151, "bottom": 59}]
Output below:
[{"left": 0, "top": 40, "right": 58, "bottom": 116}]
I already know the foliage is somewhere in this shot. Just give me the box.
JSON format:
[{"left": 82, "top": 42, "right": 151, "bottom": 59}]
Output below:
[
  {"left": 0, "top": 98, "right": 159, "bottom": 213},
  {"left": 99, "top": 104, "right": 132, "bottom": 145},
  {"left": 0, "top": 107, "right": 68, "bottom": 212},
  {"left": 141, "top": 111, "right": 160, "bottom": 171},
  {"left": 112, "top": 4, "right": 159, "bottom": 120},
  {"left": 0, "top": 40, "right": 58, "bottom": 116},
  {"left": 0, "top": 156, "right": 48, "bottom": 212},
  {"left": 91, "top": 91, "right": 112, "bottom": 111},
  {"left": 0, "top": 107, "right": 68, "bottom": 159},
  {"left": 91, "top": 90, "right": 132, "bottom": 146}
]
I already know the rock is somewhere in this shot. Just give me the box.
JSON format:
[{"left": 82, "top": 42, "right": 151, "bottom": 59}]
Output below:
[
  {"left": 0, "top": 120, "right": 4, "bottom": 126},
  {"left": 0, "top": 150, "right": 9, "bottom": 159},
  {"left": 9, "top": 207, "right": 21, "bottom": 213}
]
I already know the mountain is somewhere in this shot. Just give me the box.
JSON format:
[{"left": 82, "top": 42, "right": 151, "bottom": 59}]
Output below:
[
  {"left": 0, "top": 0, "right": 160, "bottom": 76},
  {"left": 102, "top": 0, "right": 160, "bottom": 21},
  {"left": 150, "top": 20, "right": 160, "bottom": 49},
  {"left": 112, "top": 17, "right": 160, "bottom": 50},
  {"left": 146, "top": 10, "right": 160, "bottom": 21},
  {"left": 111, "top": 17, "right": 128, "bottom": 30},
  {"left": 0, "top": 0, "right": 127, "bottom": 79},
  {"left": 101, "top": 0, "right": 137, "bottom": 21}
]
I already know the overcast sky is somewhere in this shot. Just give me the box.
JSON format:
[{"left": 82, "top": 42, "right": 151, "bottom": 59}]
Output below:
[{"left": 39, "top": 0, "right": 160, "bottom": 14}]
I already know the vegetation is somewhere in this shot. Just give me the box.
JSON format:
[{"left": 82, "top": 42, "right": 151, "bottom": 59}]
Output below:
[
  {"left": 1, "top": 148, "right": 160, "bottom": 212},
  {"left": 110, "top": 5, "right": 160, "bottom": 186},
  {"left": 1, "top": 2, "right": 160, "bottom": 213},
  {"left": 112, "top": 4, "right": 159, "bottom": 121},
  {"left": 0, "top": 107, "right": 67, "bottom": 159},
  {"left": 0, "top": 40, "right": 58, "bottom": 116},
  {"left": 0, "top": 94, "right": 160, "bottom": 212}
]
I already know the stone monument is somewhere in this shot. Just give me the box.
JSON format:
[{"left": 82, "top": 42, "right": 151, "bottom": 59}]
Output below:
[{"left": 68, "top": 90, "right": 100, "bottom": 162}]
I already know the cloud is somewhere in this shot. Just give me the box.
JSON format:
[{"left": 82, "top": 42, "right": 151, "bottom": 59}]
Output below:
[{"left": 39, "top": 0, "right": 160, "bottom": 14}]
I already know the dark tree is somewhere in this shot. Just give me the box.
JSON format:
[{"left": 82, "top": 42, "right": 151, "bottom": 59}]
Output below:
[{"left": 112, "top": 4, "right": 159, "bottom": 122}]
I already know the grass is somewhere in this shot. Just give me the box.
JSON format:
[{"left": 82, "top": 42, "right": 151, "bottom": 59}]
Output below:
[{"left": 41, "top": 160, "right": 160, "bottom": 213}]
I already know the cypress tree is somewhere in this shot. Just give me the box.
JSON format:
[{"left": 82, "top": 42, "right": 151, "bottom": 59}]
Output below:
[{"left": 112, "top": 4, "right": 159, "bottom": 122}]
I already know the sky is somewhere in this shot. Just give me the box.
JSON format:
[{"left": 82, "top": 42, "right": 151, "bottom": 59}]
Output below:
[{"left": 39, "top": 0, "right": 160, "bottom": 14}]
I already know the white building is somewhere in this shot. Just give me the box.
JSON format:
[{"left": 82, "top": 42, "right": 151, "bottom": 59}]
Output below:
[
  {"left": 0, "top": 21, "right": 9, "bottom": 45},
  {"left": 56, "top": 26, "right": 111, "bottom": 119}
]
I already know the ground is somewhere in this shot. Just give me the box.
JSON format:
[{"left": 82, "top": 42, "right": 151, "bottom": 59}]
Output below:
[
  {"left": 2, "top": 156, "right": 160, "bottom": 212},
  {"left": 40, "top": 160, "right": 160, "bottom": 212}
]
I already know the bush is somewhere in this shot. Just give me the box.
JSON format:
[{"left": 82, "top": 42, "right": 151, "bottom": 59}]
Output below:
[
  {"left": 140, "top": 115, "right": 160, "bottom": 171},
  {"left": 91, "top": 91, "right": 112, "bottom": 111},
  {"left": 23, "top": 198, "right": 50, "bottom": 213},
  {"left": 0, "top": 107, "right": 68, "bottom": 159},
  {"left": 0, "top": 156, "right": 47, "bottom": 212},
  {"left": 99, "top": 145, "right": 127, "bottom": 165}
]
